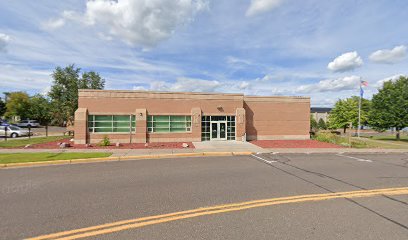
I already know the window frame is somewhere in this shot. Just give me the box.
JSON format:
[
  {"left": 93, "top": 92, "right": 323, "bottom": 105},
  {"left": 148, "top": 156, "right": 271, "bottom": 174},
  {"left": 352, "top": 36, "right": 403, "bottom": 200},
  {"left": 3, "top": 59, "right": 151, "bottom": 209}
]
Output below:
[
  {"left": 88, "top": 115, "right": 136, "bottom": 134},
  {"left": 147, "top": 115, "right": 192, "bottom": 133}
]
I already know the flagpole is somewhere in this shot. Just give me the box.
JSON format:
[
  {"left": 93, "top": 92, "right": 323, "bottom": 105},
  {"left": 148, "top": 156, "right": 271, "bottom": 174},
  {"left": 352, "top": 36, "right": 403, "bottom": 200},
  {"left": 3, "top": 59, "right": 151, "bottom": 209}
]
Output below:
[{"left": 357, "top": 78, "right": 362, "bottom": 138}]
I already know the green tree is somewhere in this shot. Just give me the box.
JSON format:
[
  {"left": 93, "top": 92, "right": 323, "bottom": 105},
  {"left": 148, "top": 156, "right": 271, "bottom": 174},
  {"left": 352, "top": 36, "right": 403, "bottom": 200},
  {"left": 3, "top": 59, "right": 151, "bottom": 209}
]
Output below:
[
  {"left": 0, "top": 97, "right": 6, "bottom": 117},
  {"left": 49, "top": 64, "right": 105, "bottom": 125},
  {"left": 369, "top": 76, "right": 408, "bottom": 140},
  {"left": 328, "top": 96, "right": 371, "bottom": 133},
  {"left": 28, "top": 95, "right": 53, "bottom": 136},
  {"left": 317, "top": 118, "right": 327, "bottom": 130},
  {"left": 4, "top": 92, "right": 31, "bottom": 120},
  {"left": 310, "top": 116, "right": 318, "bottom": 131}
]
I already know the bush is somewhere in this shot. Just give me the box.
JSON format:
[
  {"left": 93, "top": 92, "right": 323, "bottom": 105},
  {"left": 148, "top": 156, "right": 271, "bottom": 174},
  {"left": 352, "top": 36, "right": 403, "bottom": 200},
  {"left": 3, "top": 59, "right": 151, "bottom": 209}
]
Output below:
[
  {"left": 317, "top": 118, "right": 327, "bottom": 130},
  {"left": 310, "top": 117, "right": 318, "bottom": 131},
  {"left": 99, "top": 135, "right": 111, "bottom": 146},
  {"left": 314, "top": 132, "right": 369, "bottom": 148},
  {"left": 314, "top": 132, "right": 348, "bottom": 145}
]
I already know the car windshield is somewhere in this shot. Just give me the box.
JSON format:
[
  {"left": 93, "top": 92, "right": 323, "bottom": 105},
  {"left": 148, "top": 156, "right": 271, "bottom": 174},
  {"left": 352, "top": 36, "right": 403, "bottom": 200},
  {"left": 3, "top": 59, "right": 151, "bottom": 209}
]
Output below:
[
  {"left": 9, "top": 126, "right": 21, "bottom": 130},
  {"left": 20, "top": 120, "right": 28, "bottom": 123}
]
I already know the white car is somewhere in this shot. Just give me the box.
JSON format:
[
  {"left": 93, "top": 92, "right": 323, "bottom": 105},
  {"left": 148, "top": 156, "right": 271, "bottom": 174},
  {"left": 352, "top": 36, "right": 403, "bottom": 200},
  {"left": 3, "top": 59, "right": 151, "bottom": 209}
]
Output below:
[
  {"left": 16, "top": 120, "right": 40, "bottom": 128},
  {"left": 0, "top": 125, "right": 32, "bottom": 138}
]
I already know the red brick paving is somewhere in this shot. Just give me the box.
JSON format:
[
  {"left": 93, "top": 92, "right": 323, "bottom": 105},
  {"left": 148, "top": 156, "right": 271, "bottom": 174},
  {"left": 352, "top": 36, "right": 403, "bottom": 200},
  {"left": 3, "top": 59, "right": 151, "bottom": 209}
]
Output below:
[
  {"left": 250, "top": 140, "right": 343, "bottom": 148},
  {"left": 20, "top": 138, "right": 194, "bottom": 149}
]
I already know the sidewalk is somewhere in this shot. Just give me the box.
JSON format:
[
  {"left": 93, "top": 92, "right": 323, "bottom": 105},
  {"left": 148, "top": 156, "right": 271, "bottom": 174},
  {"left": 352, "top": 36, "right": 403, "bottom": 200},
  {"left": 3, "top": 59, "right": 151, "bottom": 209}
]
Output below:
[{"left": 1, "top": 147, "right": 407, "bottom": 156}]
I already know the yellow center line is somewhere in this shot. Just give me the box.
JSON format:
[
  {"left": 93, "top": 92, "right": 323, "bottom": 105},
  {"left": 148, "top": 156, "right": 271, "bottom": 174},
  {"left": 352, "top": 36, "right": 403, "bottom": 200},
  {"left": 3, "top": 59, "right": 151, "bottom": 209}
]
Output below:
[{"left": 26, "top": 187, "right": 408, "bottom": 240}]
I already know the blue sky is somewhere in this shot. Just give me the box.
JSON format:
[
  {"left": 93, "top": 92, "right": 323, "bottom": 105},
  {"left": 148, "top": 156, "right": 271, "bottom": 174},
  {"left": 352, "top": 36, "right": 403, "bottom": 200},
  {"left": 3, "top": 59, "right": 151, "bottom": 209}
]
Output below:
[{"left": 0, "top": 0, "right": 407, "bottom": 106}]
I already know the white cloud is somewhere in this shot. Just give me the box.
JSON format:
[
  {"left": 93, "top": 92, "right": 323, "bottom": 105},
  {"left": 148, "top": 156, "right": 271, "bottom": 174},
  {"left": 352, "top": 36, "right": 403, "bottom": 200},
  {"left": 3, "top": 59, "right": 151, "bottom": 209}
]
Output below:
[
  {"left": 375, "top": 74, "right": 405, "bottom": 87},
  {"left": 369, "top": 45, "right": 407, "bottom": 64},
  {"left": 52, "top": 0, "right": 209, "bottom": 48},
  {"left": 238, "top": 81, "right": 250, "bottom": 90},
  {"left": 41, "top": 11, "right": 79, "bottom": 30},
  {"left": 0, "top": 33, "right": 10, "bottom": 52},
  {"left": 327, "top": 51, "right": 363, "bottom": 72},
  {"left": 149, "top": 77, "right": 221, "bottom": 92},
  {"left": 42, "top": 18, "right": 66, "bottom": 30},
  {"left": 0, "top": 64, "right": 52, "bottom": 91},
  {"left": 226, "top": 56, "right": 251, "bottom": 66},
  {"left": 132, "top": 86, "right": 147, "bottom": 91},
  {"left": 296, "top": 75, "right": 361, "bottom": 93},
  {"left": 246, "top": 0, "right": 283, "bottom": 17}
]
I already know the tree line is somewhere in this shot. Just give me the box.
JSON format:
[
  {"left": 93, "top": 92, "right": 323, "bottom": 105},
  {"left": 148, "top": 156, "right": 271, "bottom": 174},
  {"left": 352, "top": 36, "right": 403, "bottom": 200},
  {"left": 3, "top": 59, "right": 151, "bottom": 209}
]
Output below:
[
  {"left": 313, "top": 76, "right": 408, "bottom": 140},
  {"left": 1, "top": 64, "right": 105, "bottom": 127}
]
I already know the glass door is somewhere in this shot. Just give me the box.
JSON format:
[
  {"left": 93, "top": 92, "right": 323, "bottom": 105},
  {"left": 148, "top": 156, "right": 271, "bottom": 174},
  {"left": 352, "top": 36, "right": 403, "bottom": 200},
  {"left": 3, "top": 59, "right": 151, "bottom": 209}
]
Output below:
[
  {"left": 219, "top": 122, "right": 226, "bottom": 139},
  {"left": 211, "top": 122, "right": 218, "bottom": 139},
  {"left": 210, "top": 121, "right": 227, "bottom": 140}
]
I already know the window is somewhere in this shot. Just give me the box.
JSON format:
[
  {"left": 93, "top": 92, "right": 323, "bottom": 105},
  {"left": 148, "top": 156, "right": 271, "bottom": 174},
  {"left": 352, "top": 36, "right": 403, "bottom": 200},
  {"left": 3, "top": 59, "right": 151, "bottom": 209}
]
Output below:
[
  {"left": 201, "top": 116, "right": 210, "bottom": 141},
  {"left": 227, "top": 116, "right": 236, "bottom": 140},
  {"left": 88, "top": 115, "right": 136, "bottom": 133},
  {"left": 147, "top": 115, "right": 191, "bottom": 133}
]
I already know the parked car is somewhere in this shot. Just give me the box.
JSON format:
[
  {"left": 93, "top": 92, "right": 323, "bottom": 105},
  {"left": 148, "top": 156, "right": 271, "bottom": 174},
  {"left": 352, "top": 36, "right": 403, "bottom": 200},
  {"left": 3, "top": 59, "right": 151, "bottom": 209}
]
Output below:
[
  {"left": 16, "top": 120, "right": 40, "bottom": 128},
  {"left": 0, "top": 125, "right": 32, "bottom": 138}
]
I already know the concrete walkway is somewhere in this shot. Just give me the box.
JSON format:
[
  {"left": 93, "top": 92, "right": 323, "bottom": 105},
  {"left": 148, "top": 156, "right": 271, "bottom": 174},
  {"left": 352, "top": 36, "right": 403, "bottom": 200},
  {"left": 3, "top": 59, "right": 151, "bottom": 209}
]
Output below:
[
  {"left": 1, "top": 146, "right": 407, "bottom": 156},
  {"left": 192, "top": 141, "right": 267, "bottom": 153}
]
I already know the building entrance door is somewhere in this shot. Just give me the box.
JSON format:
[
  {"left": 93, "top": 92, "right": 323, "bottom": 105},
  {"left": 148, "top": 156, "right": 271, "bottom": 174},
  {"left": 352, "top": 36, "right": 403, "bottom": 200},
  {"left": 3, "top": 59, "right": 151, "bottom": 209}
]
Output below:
[{"left": 210, "top": 121, "right": 227, "bottom": 140}]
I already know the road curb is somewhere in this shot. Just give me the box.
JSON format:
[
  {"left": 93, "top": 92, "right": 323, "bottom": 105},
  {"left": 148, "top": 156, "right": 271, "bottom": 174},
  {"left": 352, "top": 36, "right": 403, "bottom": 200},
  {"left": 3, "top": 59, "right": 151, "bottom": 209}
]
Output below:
[{"left": 0, "top": 152, "right": 254, "bottom": 169}]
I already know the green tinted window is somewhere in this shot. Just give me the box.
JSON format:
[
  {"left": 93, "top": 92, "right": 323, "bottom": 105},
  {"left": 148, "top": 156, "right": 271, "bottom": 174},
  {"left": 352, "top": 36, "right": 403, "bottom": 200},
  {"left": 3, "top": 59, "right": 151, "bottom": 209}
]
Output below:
[
  {"left": 147, "top": 115, "right": 192, "bottom": 133},
  {"left": 88, "top": 115, "right": 136, "bottom": 133},
  {"left": 95, "top": 115, "right": 112, "bottom": 121}
]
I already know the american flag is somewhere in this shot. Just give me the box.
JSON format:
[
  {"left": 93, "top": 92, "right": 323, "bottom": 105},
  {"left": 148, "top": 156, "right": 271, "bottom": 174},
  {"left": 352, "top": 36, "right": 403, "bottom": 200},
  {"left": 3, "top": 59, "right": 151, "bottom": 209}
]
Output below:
[{"left": 360, "top": 80, "right": 368, "bottom": 87}]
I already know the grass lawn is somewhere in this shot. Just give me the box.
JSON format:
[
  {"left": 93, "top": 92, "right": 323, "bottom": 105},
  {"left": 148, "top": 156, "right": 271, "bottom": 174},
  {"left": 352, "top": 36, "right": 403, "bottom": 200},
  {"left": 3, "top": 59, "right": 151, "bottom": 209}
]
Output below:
[
  {"left": 314, "top": 132, "right": 408, "bottom": 149},
  {"left": 358, "top": 136, "right": 408, "bottom": 149},
  {"left": 0, "top": 136, "right": 70, "bottom": 148},
  {"left": 369, "top": 135, "right": 408, "bottom": 142},
  {"left": 0, "top": 152, "right": 113, "bottom": 164}
]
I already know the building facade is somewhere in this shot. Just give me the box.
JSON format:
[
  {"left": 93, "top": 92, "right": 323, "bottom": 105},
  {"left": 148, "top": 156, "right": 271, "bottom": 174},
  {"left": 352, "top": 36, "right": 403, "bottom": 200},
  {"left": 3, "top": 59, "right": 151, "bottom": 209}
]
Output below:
[
  {"left": 310, "top": 107, "right": 332, "bottom": 123},
  {"left": 74, "top": 90, "right": 310, "bottom": 144}
]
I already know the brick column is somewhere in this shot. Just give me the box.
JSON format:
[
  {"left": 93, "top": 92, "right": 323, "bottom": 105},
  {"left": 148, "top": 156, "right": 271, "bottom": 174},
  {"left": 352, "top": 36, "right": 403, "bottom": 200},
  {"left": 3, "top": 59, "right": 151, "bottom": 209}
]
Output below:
[
  {"left": 74, "top": 108, "right": 88, "bottom": 144},
  {"left": 236, "top": 108, "right": 246, "bottom": 141},
  {"left": 135, "top": 109, "right": 147, "bottom": 143},
  {"left": 191, "top": 107, "right": 202, "bottom": 141}
]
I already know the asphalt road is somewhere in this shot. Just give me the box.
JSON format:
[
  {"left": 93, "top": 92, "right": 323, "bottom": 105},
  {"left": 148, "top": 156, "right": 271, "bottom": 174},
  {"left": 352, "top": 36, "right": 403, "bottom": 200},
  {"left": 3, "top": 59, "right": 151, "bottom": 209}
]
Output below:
[{"left": 1, "top": 153, "right": 408, "bottom": 239}]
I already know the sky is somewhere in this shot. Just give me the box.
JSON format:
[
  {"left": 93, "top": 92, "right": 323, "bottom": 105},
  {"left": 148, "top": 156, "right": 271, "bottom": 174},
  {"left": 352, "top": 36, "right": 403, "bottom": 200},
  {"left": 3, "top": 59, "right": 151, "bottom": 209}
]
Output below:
[{"left": 0, "top": 0, "right": 407, "bottom": 107}]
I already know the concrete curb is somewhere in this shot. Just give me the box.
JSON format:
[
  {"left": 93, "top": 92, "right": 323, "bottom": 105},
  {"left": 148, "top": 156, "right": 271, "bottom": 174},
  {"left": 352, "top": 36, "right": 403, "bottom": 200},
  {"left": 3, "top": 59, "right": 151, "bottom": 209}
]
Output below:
[{"left": 0, "top": 152, "right": 254, "bottom": 169}]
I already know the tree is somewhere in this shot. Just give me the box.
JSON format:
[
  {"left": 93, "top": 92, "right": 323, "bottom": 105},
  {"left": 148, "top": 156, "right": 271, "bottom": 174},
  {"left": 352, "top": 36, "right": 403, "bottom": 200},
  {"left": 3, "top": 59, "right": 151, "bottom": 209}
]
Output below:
[
  {"left": 310, "top": 116, "right": 318, "bottom": 131},
  {"left": 49, "top": 64, "right": 105, "bottom": 125},
  {"left": 0, "top": 97, "right": 6, "bottom": 117},
  {"left": 328, "top": 96, "right": 371, "bottom": 133},
  {"left": 4, "top": 92, "right": 31, "bottom": 120},
  {"left": 369, "top": 76, "right": 408, "bottom": 140},
  {"left": 317, "top": 118, "right": 327, "bottom": 130},
  {"left": 28, "top": 95, "right": 53, "bottom": 136}
]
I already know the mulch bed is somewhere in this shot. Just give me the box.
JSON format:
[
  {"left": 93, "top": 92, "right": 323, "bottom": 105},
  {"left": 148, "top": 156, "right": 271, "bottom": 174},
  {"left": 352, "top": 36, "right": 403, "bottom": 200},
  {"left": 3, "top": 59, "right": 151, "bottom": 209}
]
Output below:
[
  {"left": 250, "top": 140, "right": 343, "bottom": 148},
  {"left": 23, "top": 138, "right": 195, "bottom": 149}
]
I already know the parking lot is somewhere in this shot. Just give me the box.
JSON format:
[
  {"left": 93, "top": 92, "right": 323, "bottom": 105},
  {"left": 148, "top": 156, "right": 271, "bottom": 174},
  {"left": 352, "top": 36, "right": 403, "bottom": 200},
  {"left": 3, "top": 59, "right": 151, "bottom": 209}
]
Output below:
[
  {"left": 0, "top": 126, "right": 67, "bottom": 141},
  {"left": 1, "top": 153, "right": 407, "bottom": 239}
]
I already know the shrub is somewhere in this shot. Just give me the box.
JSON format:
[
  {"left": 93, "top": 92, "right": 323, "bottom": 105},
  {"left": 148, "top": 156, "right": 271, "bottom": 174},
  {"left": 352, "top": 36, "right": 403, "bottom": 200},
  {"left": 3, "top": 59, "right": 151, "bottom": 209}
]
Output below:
[
  {"left": 310, "top": 117, "right": 318, "bottom": 131},
  {"left": 314, "top": 132, "right": 369, "bottom": 148},
  {"left": 350, "top": 139, "right": 369, "bottom": 148},
  {"left": 314, "top": 132, "right": 348, "bottom": 145},
  {"left": 317, "top": 118, "right": 327, "bottom": 130},
  {"left": 99, "top": 135, "right": 111, "bottom": 146}
]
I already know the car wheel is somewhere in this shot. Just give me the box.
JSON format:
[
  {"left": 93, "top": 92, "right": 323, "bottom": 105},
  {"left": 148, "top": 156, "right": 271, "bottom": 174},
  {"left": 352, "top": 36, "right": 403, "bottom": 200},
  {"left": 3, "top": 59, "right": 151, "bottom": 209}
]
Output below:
[{"left": 10, "top": 133, "right": 18, "bottom": 138}]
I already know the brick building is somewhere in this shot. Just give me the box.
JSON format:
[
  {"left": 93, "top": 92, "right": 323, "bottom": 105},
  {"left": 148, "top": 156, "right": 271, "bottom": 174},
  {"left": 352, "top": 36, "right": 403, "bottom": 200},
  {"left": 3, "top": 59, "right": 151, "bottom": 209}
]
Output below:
[{"left": 74, "top": 90, "right": 310, "bottom": 144}]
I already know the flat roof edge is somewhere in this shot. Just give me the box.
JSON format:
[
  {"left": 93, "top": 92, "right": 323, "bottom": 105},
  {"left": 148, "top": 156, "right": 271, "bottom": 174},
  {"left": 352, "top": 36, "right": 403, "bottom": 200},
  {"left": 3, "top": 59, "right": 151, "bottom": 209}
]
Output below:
[{"left": 78, "top": 89, "right": 244, "bottom": 97}]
